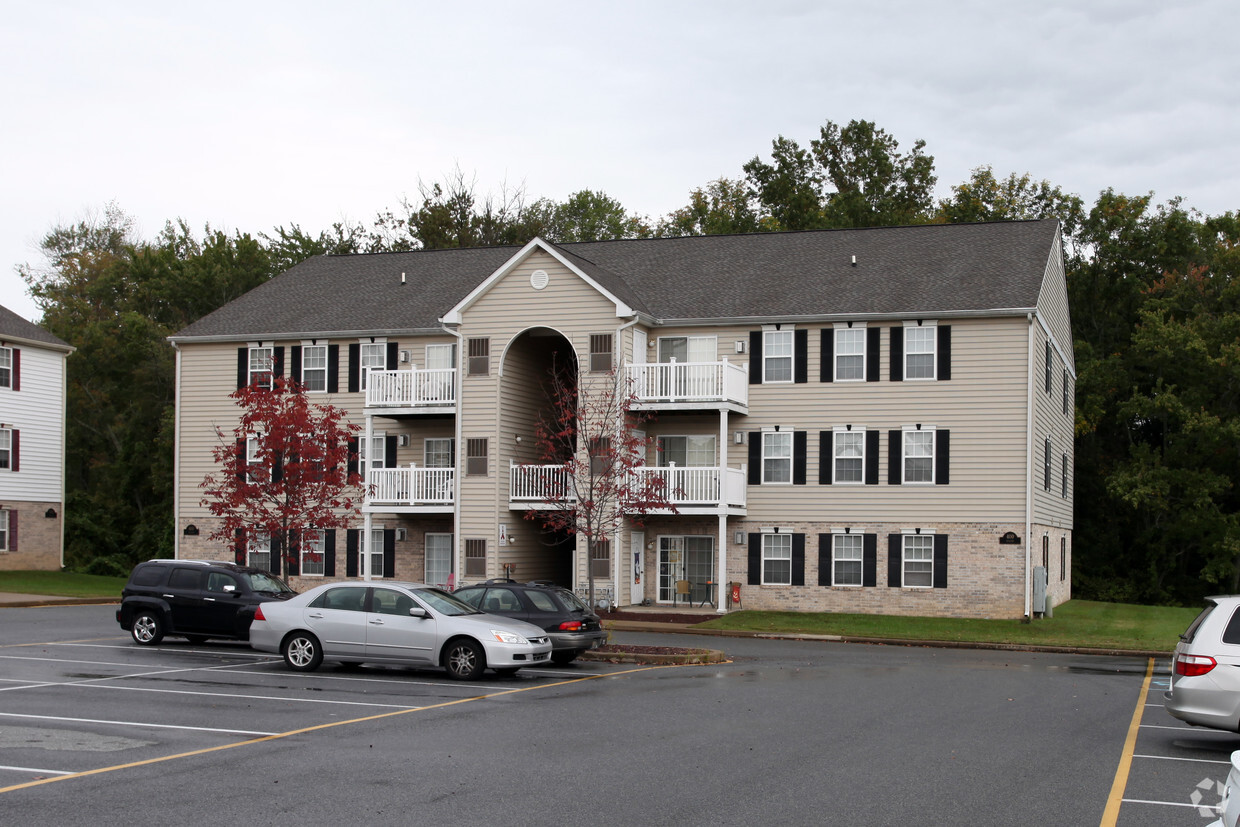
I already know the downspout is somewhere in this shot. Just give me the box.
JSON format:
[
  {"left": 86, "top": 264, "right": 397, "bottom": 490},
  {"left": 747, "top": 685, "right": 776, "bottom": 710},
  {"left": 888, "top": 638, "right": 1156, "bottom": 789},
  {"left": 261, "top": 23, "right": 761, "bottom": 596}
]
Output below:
[
  {"left": 62, "top": 347, "right": 75, "bottom": 568},
  {"left": 614, "top": 316, "right": 640, "bottom": 606},
  {"left": 1025, "top": 313, "right": 1035, "bottom": 619},
  {"left": 442, "top": 322, "right": 465, "bottom": 588}
]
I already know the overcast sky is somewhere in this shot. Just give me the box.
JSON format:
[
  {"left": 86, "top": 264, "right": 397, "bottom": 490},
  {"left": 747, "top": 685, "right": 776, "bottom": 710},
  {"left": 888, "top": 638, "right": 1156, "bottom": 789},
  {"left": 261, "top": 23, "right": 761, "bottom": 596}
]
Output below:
[{"left": 2, "top": 1, "right": 1236, "bottom": 323}]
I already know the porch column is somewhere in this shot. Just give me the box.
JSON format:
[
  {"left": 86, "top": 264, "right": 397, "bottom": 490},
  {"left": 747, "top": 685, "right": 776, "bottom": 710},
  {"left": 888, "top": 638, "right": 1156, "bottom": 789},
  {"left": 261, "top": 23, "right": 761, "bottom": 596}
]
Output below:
[{"left": 363, "top": 413, "right": 374, "bottom": 581}]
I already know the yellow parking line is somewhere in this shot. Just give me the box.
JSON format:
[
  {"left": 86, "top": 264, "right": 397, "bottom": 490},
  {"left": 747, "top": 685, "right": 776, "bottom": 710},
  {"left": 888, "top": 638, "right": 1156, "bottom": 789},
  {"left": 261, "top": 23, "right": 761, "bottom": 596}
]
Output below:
[
  {"left": 0, "top": 663, "right": 684, "bottom": 795},
  {"left": 1100, "top": 657, "right": 1154, "bottom": 826},
  {"left": 0, "top": 638, "right": 121, "bottom": 649}
]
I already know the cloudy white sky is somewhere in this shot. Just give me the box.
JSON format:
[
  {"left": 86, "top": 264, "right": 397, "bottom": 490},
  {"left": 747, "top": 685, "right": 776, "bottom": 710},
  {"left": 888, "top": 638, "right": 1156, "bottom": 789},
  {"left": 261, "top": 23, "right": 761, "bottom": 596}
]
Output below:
[{"left": 1, "top": 1, "right": 1236, "bottom": 322}]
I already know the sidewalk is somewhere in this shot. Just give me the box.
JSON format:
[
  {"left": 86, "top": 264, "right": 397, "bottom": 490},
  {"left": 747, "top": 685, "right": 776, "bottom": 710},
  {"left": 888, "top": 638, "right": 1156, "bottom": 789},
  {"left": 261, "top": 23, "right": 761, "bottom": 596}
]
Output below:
[{"left": 0, "top": 592, "right": 118, "bottom": 608}]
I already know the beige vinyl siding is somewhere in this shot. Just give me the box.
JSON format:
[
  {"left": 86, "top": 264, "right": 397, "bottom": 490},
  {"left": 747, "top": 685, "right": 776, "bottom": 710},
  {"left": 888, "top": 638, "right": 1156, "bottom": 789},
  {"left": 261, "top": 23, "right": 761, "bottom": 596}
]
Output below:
[
  {"left": 743, "top": 316, "right": 1031, "bottom": 524},
  {"left": 1037, "top": 234, "right": 1074, "bottom": 372}
]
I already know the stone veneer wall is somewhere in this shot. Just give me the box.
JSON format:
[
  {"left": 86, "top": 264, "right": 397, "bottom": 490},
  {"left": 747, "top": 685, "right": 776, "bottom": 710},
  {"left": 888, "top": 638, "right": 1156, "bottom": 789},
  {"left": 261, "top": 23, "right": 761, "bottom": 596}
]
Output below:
[{"left": 0, "top": 500, "right": 63, "bottom": 571}]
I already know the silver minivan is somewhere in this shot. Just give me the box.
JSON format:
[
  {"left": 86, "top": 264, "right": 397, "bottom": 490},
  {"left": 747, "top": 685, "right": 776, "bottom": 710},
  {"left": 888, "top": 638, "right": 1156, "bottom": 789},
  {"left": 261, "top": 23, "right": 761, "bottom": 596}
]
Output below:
[{"left": 1165, "top": 595, "right": 1240, "bottom": 732}]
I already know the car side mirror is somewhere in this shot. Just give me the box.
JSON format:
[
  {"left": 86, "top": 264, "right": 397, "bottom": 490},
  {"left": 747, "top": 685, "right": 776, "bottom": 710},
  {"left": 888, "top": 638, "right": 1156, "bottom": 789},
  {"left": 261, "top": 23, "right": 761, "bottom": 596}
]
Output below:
[{"left": 408, "top": 607, "right": 428, "bottom": 619}]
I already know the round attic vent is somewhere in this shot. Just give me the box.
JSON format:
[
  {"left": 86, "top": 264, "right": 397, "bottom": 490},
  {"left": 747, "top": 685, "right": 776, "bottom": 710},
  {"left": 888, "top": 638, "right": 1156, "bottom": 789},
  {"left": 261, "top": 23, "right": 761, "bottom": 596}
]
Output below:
[{"left": 530, "top": 269, "right": 549, "bottom": 290}]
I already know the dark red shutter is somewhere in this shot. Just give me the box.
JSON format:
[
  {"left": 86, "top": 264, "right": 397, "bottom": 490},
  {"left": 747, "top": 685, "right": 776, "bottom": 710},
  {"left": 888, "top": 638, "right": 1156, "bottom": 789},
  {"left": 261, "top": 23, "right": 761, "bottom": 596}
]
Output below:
[
  {"left": 11, "top": 348, "right": 19, "bottom": 391},
  {"left": 9, "top": 429, "right": 16, "bottom": 472},
  {"left": 236, "top": 439, "right": 247, "bottom": 481},
  {"left": 273, "top": 346, "right": 285, "bottom": 379},
  {"left": 8, "top": 511, "right": 16, "bottom": 551},
  {"left": 270, "top": 535, "right": 282, "bottom": 575},
  {"left": 234, "top": 528, "right": 246, "bottom": 565}
]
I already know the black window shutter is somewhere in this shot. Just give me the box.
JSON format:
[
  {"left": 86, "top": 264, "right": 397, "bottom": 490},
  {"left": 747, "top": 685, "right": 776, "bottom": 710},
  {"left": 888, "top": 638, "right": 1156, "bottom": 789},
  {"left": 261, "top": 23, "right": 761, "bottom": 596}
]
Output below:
[
  {"left": 747, "top": 534, "right": 761, "bottom": 585},
  {"left": 324, "top": 529, "right": 337, "bottom": 577},
  {"left": 889, "top": 327, "right": 904, "bottom": 382},
  {"left": 817, "top": 534, "right": 831, "bottom": 586},
  {"left": 327, "top": 344, "right": 340, "bottom": 393},
  {"left": 937, "top": 326, "right": 952, "bottom": 380},
  {"left": 385, "top": 435, "right": 397, "bottom": 468},
  {"left": 236, "top": 439, "right": 247, "bottom": 481},
  {"left": 347, "top": 344, "right": 360, "bottom": 393},
  {"left": 347, "top": 436, "right": 359, "bottom": 477},
  {"left": 286, "top": 530, "right": 300, "bottom": 577},
  {"left": 791, "top": 534, "right": 805, "bottom": 586},
  {"left": 863, "top": 534, "right": 877, "bottom": 587},
  {"left": 820, "top": 329, "right": 833, "bottom": 382},
  {"left": 888, "top": 430, "right": 902, "bottom": 485},
  {"left": 384, "top": 530, "right": 397, "bottom": 578},
  {"left": 272, "top": 450, "right": 283, "bottom": 483},
  {"left": 346, "top": 530, "right": 359, "bottom": 578},
  {"left": 237, "top": 348, "right": 248, "bottom": 389},
  {"left": 888, "top": 534, "right": 902, "bottom": 587},
  {"left": 793, "top": 431, "right": 807, "bottom": 485},
  {"left": 819, "top": 431, "right": 832, "bottom": 485},
  {"left": 866, "top": 327, "right": 881, "bottom": 382},
  {"left": 794, "top": 330, "right": 808, "bottom": 384},
  {"left": 749, "top": 332, "right": 763, "bottom": 384},
  {"left": 273, "top": 346, "right": 284, "bottom": 379},
  {"left": 234, "top": 528, "right": 246, "bottom": 565},
  {"left": 748, "top": 436, "right": 761, "bottom": 485},
  {"left": 290, "top": 346, "right": 302, "bottom": 385},
  {"left": 270, "top": 535, "right": 282, "bottom": 575},
  {"left": 933, "top": 535, "right": 948, "bottom": 589},
  {"left": 865, "top": 430, "right": 880, "bottom": 485},
  {"left": 936, "top": 430, "right": 950, "bottom": 485},
  {"left": 386, "top": 342, "right": 399, "bottom": 370}
]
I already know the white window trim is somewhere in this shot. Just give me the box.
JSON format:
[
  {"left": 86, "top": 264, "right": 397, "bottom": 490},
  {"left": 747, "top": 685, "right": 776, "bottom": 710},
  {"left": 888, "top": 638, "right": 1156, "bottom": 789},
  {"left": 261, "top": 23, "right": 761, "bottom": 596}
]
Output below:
[
  {"left": 900, "top": 530, "right": 935, "bottom": 589},
  {"left": 248, "top": 345, "right": 274, "bottom": 389},
  {"left": 833, "top": 323, "right": 867, "bottom": 382},
  {"left": 831, "top": 530, "right": 863, "bottom": 587},
  {"left": 760, "top": 530, "right": 793, "bottom": 586},
  {"left": 359, "top": 339, "right": 387, "bottom": 391},
  {"left": 902, "top": 320, "right": 937, "bottom": 381},
  {"left": 249, "top": 530, "right": 272, "bottom": 571},
  {"left": 359, "top": 432, "right": 387, "bottom": 478},
  {"left": 761, "top": 430, "right": 793, "bottom": 485},
  {"left": 657, "top": 434, "right": 717, "bottom": 468},
  {"left": 901, "top": 425, "right": 936, "bottom": 485},
  {"left": 301, "top": 528, "right": 326, "bottom": 577},
  {"left": 0, "top": 508, "right": 10, "bottom": 551},
  {"left": 0, "top": 427, "right": 11, "bottom": 472},
  {"left": 424, "top": 437, "right": 454, "bottom": 468},
  {"left": 0, "top": 346, "right": 11, "bottom": 390},
  {"left": 762, "top": 325, "right": 795, "bottom": 384},
  {"left": 832, "top": 426, "right": 866, "bottom": 485},
  {"left": 300, "top": 342, "right": 328, "bottom": 393},
  {"left": 368, "top": 525, "right": 386, "bottom": 579},
  {"left": 656, "top": 335, "right": 718, "bottom": 363},
  {"left": 425, "top": 532, "right": 454, "bottom": 586}
]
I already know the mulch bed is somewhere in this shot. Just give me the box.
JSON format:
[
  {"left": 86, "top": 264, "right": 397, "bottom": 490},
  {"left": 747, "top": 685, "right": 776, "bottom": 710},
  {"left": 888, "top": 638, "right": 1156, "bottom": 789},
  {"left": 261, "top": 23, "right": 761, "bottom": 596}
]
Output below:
[{"left": 598, "top": 609, "right": 716, "bottom": 625}]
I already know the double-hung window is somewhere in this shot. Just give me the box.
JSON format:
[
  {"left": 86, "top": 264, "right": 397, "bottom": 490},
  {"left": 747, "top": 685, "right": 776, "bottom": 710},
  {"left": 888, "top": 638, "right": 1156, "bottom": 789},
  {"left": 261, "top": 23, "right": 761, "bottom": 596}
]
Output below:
[
  {"left": 903, "top": 428, "right": 934, "bottom": 483},
  {"left": 762, "top": 533, "right": 792, "bottom": 585},
  {"left": 834, "top": 325, "right": 866, "bottom": 381},
  {"left": 301, "top": 345, "right": 327, "bottom": 392},
  {"left": 762, "top": 431, "right": 792, "bottom": 484},
  {"left": 1044, "top": 437, "right": 1052, "bottom": 491},
  {"left": 658, "top": 435, "right": 715, "bottom": 468},
  {"left": 833, "top": 428, "right": 865, "bottom": 483},
  {"left": 1045, "top": 341, "right": 1053, "bottom": 393},
  {"left": 245, "top": 435, "right": 264, "bottom": 483},
  {"left": 369, "top": 527, "right": 385, "bottom": 578},
  {"left": 249, "top": 346, "right": 274, "bottom": 389},
  {"left": 466, "top": 438, "right": 488, "bottom": 476},
  {"left": 0, "top": 509, "right": 9, "bottom": 550},
  {"left": 425, "top": 438, "right": 454, "bottom": 468},
  {"left": 301, "top": 529, "right": 325, "bottom": 576},
  {"left": 249, "top": 531, "right": 272, "bottom": 572},
  {"left": 359, "top": 343, "right": 385, "bottom": 390},
  {"left": 833, "top": 533, "right": 863, "bottom": 586},
  {"left": 359, "top": 434, "right": 386, "bottom": 478},
  {"left": 0, "top": 347, "right": 11, "bottom": 388},
  {"left": 903, "top": 534, "right": 934, "bottom": 587},
  {"left": 1062, "top": 369, "right": 1070, "bottom": 415},
  {"left": 904, "top": 323, "right": 936, "bottom": 379},
  {"left": 1061, "top": 453, "right": 1068, "bottom": 498},
  {"left": 590, "top": 334, "right": 614, "bottom": 372},
  {"left": 763, "top": 329, "right": 793, "bottom": 383},
  {"left": 0, "top": 428, "right": 11, "bottom": 471}
]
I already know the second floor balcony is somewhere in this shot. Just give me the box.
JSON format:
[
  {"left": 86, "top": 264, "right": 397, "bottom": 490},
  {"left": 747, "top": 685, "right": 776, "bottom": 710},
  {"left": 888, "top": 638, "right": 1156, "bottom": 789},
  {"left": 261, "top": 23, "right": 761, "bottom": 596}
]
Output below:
[
  {"left": 365, "top": 368, "right": 456, "bottom": 412},
  {"left": 509, "top": 461, "right": 746, "bottom": 515},
  {"left": 365, "top": 465, "right": 454, "bottom": 512},
  {"left": 623, "top": 359, "right": 748, "bottom": 412}
]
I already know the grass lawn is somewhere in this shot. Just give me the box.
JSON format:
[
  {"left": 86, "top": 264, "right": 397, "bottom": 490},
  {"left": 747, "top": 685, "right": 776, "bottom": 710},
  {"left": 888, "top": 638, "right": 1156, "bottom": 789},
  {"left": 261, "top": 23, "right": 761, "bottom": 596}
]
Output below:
[
  {"left": 695, "top": 599, "right": 1200, "bottom": 652},
  {"left": 0, "top": 570, "right": 126, "bottom": 599}
]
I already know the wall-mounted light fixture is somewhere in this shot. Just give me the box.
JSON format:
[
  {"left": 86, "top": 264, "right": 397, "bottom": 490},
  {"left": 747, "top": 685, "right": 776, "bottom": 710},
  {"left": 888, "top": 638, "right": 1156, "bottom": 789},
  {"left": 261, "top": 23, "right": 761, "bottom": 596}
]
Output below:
[
  {"left": 45, "top": 508, "right": 57, "bottom": 519},
  {"left": 734, "top": 531, "right": 745, "bottom": 545},
  {"left": 183, "top": 524, "right": 199, "bottom": 536}
]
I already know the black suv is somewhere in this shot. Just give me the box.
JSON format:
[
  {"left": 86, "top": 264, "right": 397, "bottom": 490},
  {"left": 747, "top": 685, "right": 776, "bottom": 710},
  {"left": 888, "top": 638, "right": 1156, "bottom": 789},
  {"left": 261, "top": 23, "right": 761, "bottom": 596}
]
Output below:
[
  {"left": 116, "top": 559, "right": 296, "bottom": 645},
  {"left": 454, "top": 580, "right": 607, "bottom": 664}
]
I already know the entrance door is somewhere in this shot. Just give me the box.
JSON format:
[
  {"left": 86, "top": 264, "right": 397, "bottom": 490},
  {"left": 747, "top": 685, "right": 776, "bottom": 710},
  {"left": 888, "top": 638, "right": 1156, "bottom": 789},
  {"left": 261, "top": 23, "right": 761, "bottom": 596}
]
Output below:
[
  {"left": 425, "top": 533, "right": 452, "bottom": 589},
  {"left": 658, "top": 537, "right": 683, "bottom": 604},
  {"left": 630, "top": 532, "right": 644, "bottom": 604},
  {"left": 658, "top": 536, "right": 715, "bottom": 604}
]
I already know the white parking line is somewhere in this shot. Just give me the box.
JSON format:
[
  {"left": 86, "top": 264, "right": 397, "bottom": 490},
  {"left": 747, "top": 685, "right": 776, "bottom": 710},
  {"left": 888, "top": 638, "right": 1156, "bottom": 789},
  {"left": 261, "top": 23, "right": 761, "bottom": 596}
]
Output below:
[
  {"left": 212, "top": 667, "right": 485, "bottom": 689},
  {"left": 1121, "top": 798, "right": 1216, "bottom": 809},
  {"left": 1132, "top": 753, "right": 1231, "bottom": 764},
  {"left": 0, "top": 712, "right": 279, "bottom": 737},
  {"left": 0, "top": 765, "right": 72, "bottom": 776},
  {"left": 63, "top": 682, "right": 430, "bottom": 709}
]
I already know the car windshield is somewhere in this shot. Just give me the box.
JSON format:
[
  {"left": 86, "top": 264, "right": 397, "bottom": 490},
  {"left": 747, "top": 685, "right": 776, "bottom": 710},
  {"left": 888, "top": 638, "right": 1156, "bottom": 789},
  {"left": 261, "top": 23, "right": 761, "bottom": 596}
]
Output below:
[
  {"left": 243, "top": 572, "right": 296, "bottom": 594},
  {"left": 556, "top": 589, "right": 588, "bottom": 612},
  {"left": 414, "top": 588, "right": 482, "bottom": 616}
]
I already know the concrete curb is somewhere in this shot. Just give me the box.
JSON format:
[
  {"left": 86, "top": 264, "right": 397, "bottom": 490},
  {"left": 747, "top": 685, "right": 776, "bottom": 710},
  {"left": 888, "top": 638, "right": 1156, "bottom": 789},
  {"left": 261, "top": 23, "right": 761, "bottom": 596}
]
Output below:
[
  {"left": 603, "top": 619, "right": 1169, "bottom": 659},
  {"left": 0, "top": 597, "right": 119, "bottom": 608},
  {"left": 579, "top": 646, "right": 728, "bottom": 665}
]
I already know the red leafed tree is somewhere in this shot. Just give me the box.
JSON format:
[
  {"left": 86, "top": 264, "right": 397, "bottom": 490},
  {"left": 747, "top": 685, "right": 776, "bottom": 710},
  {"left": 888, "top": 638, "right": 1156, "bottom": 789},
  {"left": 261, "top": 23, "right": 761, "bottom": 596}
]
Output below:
[
  {"left": 526, "top": 360, "right": 676, "bottom": 607},
  {"left": 200, "top": 378, "right": 364, "bottom": 575}
]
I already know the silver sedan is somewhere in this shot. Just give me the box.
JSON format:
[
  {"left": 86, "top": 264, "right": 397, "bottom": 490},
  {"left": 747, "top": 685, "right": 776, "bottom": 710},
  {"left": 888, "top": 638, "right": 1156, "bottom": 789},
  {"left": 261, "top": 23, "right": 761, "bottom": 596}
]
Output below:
[{"left": 249, "top": 581, "right": 552, "bottom": 680}]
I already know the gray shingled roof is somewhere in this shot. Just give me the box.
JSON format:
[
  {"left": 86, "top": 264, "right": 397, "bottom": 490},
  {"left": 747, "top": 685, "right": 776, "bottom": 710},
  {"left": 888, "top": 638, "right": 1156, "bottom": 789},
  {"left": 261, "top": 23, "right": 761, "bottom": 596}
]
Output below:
[
  {"left": 0, "top": 303, "right": 72, "bottom": 350},
  {"left": 172, "top": 220, "right": 1059, "bottom": 341}
]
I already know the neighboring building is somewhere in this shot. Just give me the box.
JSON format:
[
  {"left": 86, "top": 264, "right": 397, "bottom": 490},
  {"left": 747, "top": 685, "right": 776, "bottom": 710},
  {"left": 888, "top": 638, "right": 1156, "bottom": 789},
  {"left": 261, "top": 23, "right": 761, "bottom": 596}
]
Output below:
[
  {"left": 170, "top": 220, "right": 1074, "bottom": 619},
  {"left": 0, "top": 304, "right": 72, "bottom": 571}
]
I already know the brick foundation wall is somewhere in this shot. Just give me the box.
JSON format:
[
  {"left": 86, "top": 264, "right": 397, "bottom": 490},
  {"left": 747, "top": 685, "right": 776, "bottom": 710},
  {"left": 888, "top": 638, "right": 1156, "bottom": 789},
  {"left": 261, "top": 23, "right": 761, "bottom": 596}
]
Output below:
[{"left": 0, "top": 500, "right": 63, "bottom": 571}]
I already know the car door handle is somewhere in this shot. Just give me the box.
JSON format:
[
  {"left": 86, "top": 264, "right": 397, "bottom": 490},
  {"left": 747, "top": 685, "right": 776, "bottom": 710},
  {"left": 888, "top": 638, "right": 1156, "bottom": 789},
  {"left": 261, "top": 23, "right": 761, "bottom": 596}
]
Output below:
[
  {"left": 308, "top": 612, "right": 324, "bottom": 619},
  {"left": 162, "top": 594, "right": 174, "bottom": 599},
  {"left": 369, "top": 619, "right": 385, "bottom": 625},
  {"left": 204, "top": 597, "right": 216, "bottom": 602}
]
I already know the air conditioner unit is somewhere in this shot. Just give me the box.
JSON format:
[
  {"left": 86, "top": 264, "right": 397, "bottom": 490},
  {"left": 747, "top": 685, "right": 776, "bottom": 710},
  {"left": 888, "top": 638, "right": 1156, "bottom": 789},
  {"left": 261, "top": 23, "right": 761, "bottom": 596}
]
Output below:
[
  {"left": 399, "top": 350, "right": 411, "bottom": 363},
  {"left": 397, "top": 434, "right": 411, "bottom": 448}
]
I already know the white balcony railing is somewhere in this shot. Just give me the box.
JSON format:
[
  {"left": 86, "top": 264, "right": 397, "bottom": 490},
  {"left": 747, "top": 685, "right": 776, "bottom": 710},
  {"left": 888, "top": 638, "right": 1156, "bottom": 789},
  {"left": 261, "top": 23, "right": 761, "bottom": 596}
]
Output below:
[
  {"left": 623, "top": 359, "right": 748, "bottom": 407},
  {"left": 509, "top": 462, "right": 746, "bottom": 509},
  {"left": 365, "top": 368, "right": 456, "bottom": 408},
  {"left": 368, "top": 466, "right": 454, "bottom": 506}
]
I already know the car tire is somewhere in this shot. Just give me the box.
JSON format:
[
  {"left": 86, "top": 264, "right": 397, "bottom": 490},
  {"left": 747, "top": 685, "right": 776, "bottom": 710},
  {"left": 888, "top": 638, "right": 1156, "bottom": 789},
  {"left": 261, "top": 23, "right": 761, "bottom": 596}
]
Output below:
[
  {"left": 282, "top": 632, "right": 323, "bottom": 672},
  {"left": 443, "top": 639, "right": 485, "bottom": 681},
  {"left": 551, "top": 650, "right": 579, "bottom": 665},
  {"left": 131, "top": 611, "right": 164, "bottom": 646}
]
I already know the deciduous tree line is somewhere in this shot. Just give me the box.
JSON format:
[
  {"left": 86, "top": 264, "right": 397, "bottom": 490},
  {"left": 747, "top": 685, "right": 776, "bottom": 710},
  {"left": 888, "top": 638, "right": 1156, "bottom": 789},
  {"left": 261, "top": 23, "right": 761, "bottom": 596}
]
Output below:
[{"left": 18, "top": 119, "right": 1240, "bottom": 605}]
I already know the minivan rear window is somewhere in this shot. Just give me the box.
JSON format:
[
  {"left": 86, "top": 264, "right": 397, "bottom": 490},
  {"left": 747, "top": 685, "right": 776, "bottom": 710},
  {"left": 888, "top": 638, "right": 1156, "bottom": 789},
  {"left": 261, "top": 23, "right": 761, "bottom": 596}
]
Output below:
[
  {"left": 1182, "top": 602, "right": 1217, "bottom": 643},
  {"left": 1222, "top": 608, "right": 1240, "bottom": 645}
]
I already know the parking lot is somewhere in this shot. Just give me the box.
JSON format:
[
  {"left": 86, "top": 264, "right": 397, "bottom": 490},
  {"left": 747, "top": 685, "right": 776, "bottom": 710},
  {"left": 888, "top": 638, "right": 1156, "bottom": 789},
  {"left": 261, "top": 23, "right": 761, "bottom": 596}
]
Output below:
[{"left": 0, "top": 604, "right": 1230, "bottom": 825}]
